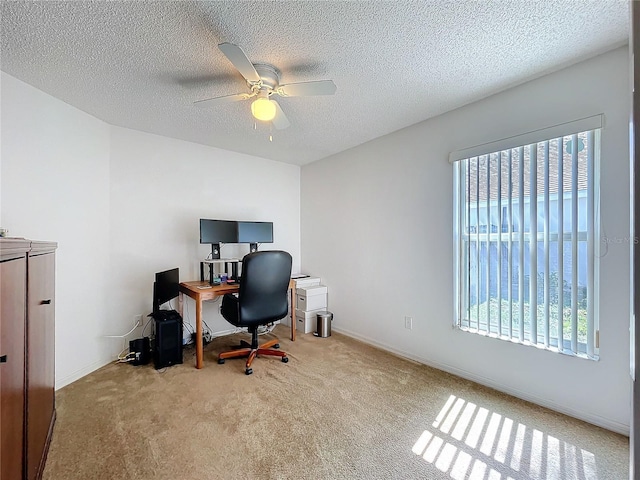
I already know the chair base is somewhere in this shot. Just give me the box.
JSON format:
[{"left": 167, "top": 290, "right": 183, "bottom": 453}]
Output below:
[{"left": 218, "top": 337, "right": 288, "bottom": 374}]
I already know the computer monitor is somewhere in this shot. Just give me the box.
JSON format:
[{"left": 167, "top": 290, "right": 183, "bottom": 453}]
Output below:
[
  {"left": 237, "top": 221, "right": 273, "bottom": 253},
  {"left": 199, "top": 219, "right": 237, "bottom": 259},
  {"left": 153, "top": 268, "right": 179, "bottom": 313}
]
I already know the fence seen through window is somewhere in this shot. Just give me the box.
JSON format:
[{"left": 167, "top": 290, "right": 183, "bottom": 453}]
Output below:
[{"left": 454, "top": 128, "right": 599, "bottom": 359}]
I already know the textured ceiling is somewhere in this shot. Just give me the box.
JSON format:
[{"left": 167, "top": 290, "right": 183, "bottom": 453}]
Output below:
[{"left": 0, "top": 1, "right": 629, "bottom": 166}]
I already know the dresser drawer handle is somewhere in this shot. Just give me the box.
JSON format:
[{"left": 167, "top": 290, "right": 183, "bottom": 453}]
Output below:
[{"left": 41, "top": 299, "right": 52, "bottom": 305}]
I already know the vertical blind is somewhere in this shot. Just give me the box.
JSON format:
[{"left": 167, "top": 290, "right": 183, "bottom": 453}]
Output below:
[{"left": 452, "top": 117, "right": 601, "bottom": 358}]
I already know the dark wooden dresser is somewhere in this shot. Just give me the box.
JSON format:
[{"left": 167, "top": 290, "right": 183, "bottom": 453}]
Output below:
[{"left": 1, "top": 238, "right": 57, "bottom": 480}]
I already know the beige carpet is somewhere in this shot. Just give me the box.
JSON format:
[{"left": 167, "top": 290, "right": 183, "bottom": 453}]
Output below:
[{"left": 43, "top": 325, "right": 628, "bottom": 480}]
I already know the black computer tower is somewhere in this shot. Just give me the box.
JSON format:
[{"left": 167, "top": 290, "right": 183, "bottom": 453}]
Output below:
[{"left": 152, "top": 310, "right": 183, "bottom": 369}]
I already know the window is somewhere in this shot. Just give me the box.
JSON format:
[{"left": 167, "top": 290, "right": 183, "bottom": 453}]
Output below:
[{"left": 452, "top": 117, "right": 601, "bottom": 359}]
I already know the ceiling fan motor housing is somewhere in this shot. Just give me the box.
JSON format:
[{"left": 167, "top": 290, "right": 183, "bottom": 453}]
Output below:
[
  {"left": 252, "top": 64, "right": 281, "bottom": 94},
  {"left": 195, "top": 43, "right": 335, "bottom": 130}
]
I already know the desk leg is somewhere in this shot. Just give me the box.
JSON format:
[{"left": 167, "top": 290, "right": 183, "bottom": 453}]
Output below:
[
  {"left": 178, "top": 292, "right": 184, "bottom": 318},
  {"left": 195, "top": 296, "right": 203, "bottom": 369},
  {"left": 290, "top": 287, "right": 296, "bottom": 341}
]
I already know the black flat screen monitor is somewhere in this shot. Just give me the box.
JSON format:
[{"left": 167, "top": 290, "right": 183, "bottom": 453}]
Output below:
[
  {"left": 200, "top": 219, "right": 237, "bottom": 259},
  {"left": 199, "top": 219, "right": 237, "bottom": 244},
  {"left": 153, "top": 268, "right": 179, "bottom": 313},
  {"left": 237, "top": 221, "right": 273, "bottom": 252}
]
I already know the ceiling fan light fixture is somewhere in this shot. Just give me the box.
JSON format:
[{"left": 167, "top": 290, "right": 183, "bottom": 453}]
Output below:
[
  {"left": 251, "top": 96, "right": 276, "bottom": 122},
  {"left": 197, "top": 43, "right": 336, "bottom": 130}
]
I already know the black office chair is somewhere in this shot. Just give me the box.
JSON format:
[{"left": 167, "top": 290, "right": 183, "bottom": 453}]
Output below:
[{"left": 218, "top": 250, "right": 292, "bottom": 375}]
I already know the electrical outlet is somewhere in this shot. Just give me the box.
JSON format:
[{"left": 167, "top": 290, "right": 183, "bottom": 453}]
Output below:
[
  {"left": 134, "top": 314, "right": 142, "bottom": 328},
  {"left": 404, "top": 316, "right": 413, "bottom": 330}
]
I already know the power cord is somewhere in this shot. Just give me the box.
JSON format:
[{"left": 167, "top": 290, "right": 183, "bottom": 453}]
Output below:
[
  {"left": 203, "top": 319, "right": 213, "bottom": 335},
  {"left": 142, "top": 316, "right": 154, "bottom": 338},
  {"left": 104, "top": 318, "right": 141, "bottom": 339},
  {"left": 257, "top": 322, "right": 276, "bottom": 335},
  {"left": 116, "top": 350, "right": 137, "bottom": 364},
  {"left": 105, "top": 317, "right": 143, "bottom": 363}
]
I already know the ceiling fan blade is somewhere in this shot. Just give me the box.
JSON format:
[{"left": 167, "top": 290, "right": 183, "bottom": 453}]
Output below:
[
  {"left": 271, "top": 100, "right": 290, "bottom": 130},
  {"left": 218, "top": 43, "right": 261, "bottom": 84},
  {"left": 277, "top": 80, "right": 337, "bottom": 97},
  {"left": 194, "top": 92, "right": 253, "bottom": 108}
]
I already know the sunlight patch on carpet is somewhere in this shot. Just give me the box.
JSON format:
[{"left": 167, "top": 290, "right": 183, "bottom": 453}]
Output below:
[{"left": 412, "top": 394, "right": 600, "bottom": 480}]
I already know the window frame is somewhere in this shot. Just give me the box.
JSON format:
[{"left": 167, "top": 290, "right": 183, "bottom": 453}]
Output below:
[{"left": 452, "top": 115, "right": 602, "bottom": 360}]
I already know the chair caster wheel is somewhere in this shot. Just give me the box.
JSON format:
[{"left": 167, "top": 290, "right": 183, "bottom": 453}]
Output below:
[
  {"left": 274, "top": 344, "right": 280, "bottom": 349},
  {"left": 282, "top": 356, "right": 289, "bottom": 363},
  {"left": 218, "top": 358, "right": 225, "bottom": 364},
  {"left": 245, "top": 368, "right": 253, "bottom": 375}
]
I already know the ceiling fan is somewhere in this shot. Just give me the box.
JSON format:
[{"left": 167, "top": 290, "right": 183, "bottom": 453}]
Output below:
[{"left": 194, "top": 43, "right": 337, "bottom": 130}]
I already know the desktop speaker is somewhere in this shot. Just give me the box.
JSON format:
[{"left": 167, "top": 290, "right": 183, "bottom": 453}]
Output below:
[{"left": 152, "top": 310, "right": 183, "bottom": 369}]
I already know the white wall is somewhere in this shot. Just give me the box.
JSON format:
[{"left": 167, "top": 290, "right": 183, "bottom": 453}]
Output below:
[
  {"left": 108, "top": 127, "right": 300, "bottom": 342},
  {"left": 1, "top": 72, "right": 112, "bottom": 388},
  {"left": 301, "top": 47, "right": 631, "bottom": 434},
  {"left": 2, "top": 45, "right": 630, "bottom": 432},
  {"left": 1, "top": 72, "right": 301, "bottom": 388}
]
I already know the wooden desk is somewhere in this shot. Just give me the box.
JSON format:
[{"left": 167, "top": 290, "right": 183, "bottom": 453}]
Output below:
[{"left": 178, "top": 280, "right": 296, "bottom": 369}]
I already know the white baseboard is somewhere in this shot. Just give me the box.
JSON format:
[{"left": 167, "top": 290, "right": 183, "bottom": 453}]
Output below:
[
  {"left": 332, "top": 326, "right": 630, "bottom": 436},
  {"left": 58, "top": 327, "right": 245, "bottom": 389},
  {"left": 56, "top": 358, "right": 111, "bottom": 390}
]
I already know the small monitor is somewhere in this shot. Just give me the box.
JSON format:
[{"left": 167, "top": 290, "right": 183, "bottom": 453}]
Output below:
[
  {"left": 237, "top": 221, "right": 273, "bottom": 253},
  {"left": 199, "top": 219, "right": 237, "bottom": 244},
  {"left": 237, "top": 221, "right": 273, "bottom": 243},
  {"left": 153, "top": 268, "right": 179, "bottom": 313}
]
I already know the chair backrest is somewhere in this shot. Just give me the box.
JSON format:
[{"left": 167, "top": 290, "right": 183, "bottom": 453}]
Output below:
[{"left": 237, "top": 250, "right": 293, "bottom": 325}]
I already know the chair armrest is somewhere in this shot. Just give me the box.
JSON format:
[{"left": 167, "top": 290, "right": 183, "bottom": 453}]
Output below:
[{"left": 221, "top": 293, "right": 239, "bottom": 324}]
